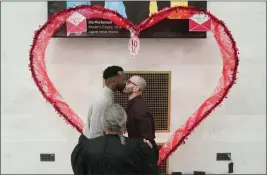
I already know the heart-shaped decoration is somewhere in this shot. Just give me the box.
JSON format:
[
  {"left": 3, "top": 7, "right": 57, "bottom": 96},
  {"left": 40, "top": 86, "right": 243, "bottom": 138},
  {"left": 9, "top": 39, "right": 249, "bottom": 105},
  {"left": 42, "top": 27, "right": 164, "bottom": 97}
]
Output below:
[{"left": 29, "top": 5, "right": 239, "bottom": 166}]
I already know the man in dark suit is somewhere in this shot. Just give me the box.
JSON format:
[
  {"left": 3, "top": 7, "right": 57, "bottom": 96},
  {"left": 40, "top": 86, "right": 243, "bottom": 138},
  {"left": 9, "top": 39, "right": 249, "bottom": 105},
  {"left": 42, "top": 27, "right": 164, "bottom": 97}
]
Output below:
[{"left": 123, "top": 75, "right": 158, "bottom": 159}]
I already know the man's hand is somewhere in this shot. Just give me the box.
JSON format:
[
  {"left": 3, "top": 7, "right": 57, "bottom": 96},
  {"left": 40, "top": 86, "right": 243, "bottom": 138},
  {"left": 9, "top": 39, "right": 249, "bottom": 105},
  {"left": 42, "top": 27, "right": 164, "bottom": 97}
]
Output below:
[{"left": 143, "top": 139, "right": 153, "bottom": 149}]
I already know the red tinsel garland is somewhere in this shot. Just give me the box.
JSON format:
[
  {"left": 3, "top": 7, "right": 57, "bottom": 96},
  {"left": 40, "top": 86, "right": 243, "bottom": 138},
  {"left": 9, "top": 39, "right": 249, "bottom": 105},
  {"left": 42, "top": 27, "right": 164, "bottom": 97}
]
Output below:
[{"left": 29, "top": 5, "right": 239, "bottom": 167}]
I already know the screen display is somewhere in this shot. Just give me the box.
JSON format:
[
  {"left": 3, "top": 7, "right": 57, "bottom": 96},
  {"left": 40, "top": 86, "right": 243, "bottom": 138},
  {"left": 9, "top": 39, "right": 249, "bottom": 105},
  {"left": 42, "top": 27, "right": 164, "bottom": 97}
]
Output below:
[{"left": 48, "top": 1, "right": 207, "bottom": 38}]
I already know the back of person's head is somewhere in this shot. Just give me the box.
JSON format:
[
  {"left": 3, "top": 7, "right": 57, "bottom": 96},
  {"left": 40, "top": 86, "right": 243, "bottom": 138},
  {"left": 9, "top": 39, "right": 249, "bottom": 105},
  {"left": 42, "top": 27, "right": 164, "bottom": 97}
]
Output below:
[{"left": 101, "top": 104, "right": 127, "bottom": 134}]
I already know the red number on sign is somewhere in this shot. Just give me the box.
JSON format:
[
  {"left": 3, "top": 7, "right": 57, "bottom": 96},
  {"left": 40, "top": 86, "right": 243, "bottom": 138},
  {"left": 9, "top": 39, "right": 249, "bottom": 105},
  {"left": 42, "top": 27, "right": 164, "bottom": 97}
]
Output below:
[
  {"left": 132, "top": 40, "right": 137, "bottom": 47},
  {"left": 131, "top": 39, "right": 137, "bottom": 52}
]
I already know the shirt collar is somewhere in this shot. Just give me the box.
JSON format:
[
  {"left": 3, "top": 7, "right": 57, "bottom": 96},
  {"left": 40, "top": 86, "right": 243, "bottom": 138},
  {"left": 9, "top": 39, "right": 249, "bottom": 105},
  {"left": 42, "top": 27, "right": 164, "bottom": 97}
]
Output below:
[
  {"left": 128, "top": 95, "right": 142, "bottom": 106},
  {"left": 103, "top": 86, "right": 114, "bottom": 103},
  {"left": 103, "top": 86, "right": 114, "bottom": 95}
]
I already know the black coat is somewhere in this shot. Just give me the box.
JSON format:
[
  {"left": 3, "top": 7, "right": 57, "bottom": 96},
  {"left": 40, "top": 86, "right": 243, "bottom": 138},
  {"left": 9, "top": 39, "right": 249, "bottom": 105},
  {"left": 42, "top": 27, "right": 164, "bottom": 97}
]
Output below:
[{"left": 71, "top": 134, "right": 160, "bottom": 175}]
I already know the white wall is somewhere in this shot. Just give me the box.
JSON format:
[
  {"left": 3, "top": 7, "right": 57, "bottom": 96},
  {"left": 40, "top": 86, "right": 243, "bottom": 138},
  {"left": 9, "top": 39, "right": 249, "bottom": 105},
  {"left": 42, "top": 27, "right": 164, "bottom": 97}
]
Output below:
[{"left": 1, "top": 2, "right": 266, "bottom": 174}]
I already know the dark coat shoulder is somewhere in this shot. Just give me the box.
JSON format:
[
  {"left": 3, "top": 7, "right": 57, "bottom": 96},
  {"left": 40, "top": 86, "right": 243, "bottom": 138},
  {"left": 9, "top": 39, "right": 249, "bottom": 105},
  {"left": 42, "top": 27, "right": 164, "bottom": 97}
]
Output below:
[{"left": 71, "top": 135, "right": 159, "bottom": 175}]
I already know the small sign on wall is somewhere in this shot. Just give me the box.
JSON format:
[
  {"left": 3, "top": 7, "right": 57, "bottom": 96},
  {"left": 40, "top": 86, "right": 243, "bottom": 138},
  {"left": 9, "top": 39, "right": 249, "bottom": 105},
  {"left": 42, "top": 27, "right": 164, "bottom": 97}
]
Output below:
[
  {"left": 128, "top": 34, "right": 140, "bottom": 58},
  {"left": 189, "top": 13, "right": 211, "bottom": 32},
  {"left": 66, "top": 12, "right": 87, "bottom": 36}
]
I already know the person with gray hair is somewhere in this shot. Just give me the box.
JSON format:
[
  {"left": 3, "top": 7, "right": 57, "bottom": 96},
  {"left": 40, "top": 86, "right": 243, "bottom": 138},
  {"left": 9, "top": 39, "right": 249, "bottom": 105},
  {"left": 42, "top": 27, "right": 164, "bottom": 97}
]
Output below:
[
  {"left": 71, "top": 104, "right": 160, "bottom": 175},
  {"left": 101, "top": 104, "right": 127, "bottom": 134},
  {"left": 101, "top": 104, "right": 127, "bottom": 144}
]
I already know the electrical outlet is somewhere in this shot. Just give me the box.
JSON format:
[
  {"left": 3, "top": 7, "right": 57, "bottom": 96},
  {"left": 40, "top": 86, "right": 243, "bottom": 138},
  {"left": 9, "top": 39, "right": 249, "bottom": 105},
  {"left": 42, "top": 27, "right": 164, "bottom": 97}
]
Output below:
[
  {"left": 40, "top": 153, "right": 55, "bottom": 162},
  {"left": 228, "top": 162, "right": 234, "bottom": 173},
  {"left": 193, "top": 171, "right": 205, "bottom": 175},
  {"left": 216, "top": 153, "right": 231, "bottom": 161},
  {"left": 172, "top": 172, "right": 182, "bottom": 175}
]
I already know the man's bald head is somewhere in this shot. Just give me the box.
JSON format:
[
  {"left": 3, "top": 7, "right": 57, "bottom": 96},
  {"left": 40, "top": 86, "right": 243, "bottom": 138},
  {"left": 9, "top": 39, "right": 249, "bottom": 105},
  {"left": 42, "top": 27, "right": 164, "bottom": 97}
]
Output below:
[
  {"left": 129, "top": 75, "right": 147, "bottom": 91},
  {"left": 123, "top": 75, "right": 147, "bottom": 97}
]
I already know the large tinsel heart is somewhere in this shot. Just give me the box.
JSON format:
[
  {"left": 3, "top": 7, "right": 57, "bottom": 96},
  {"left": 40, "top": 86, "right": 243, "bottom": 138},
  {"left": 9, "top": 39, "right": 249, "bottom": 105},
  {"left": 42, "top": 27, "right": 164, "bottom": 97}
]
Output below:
[{"left": 29, "top": 5, "right": 239, "bottom": 166}]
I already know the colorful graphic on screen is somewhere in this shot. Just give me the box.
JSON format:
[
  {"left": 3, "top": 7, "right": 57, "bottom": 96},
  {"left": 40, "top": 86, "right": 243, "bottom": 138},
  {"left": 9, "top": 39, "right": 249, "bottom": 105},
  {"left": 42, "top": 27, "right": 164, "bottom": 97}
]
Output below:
[
  {"left": 48, "top": 1, "right": 208, "bottom": 38},
  {"left": 104, "top": 1, "right": 127, "bottom": 18},
  {"left": 150, "top": 1, "right": 189, "bottom": 19},
  {"left": 66, "top": 1, "right": 127, "bottom": 18},
  {"left": 66, "top": 1, "right": 91, "bottom": 8},
  {"left": 66, "top": 1, "right": 188, "bottom": 19}
]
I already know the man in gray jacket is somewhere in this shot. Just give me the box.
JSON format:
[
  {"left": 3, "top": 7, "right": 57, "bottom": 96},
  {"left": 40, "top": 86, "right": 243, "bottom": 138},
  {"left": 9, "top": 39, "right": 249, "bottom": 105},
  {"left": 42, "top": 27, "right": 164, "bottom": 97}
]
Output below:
[
  {"left": 80, "top": 65, "right": 126, "bottom": 143},
  {"left": 71, "top": 66, "right": 125, "bottom": 172}
]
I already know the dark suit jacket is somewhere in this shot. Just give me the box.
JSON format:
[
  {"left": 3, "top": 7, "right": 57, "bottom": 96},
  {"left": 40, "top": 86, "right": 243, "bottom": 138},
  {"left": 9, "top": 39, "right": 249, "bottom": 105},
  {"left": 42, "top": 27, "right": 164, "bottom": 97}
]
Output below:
[{"left": 71, "top": 134, "right": 159, "bottom": 175}]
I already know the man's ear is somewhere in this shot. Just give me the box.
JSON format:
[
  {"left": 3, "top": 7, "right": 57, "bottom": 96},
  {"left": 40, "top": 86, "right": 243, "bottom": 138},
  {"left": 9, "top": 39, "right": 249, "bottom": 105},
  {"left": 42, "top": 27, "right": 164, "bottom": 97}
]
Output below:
[
  {"left": 111, "top": 77, "right": 117, "bottom": 84},
  {"left": 133, "top": 86, "right": 140, "bottom": 92},
  {"left": 118, "top": 71, "right": 124, "bottom": 77}
]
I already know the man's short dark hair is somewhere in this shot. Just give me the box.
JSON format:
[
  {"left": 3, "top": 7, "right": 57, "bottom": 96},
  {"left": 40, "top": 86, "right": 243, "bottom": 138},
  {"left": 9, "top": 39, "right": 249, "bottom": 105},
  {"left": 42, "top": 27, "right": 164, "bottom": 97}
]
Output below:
[{"left": 103, "top": 66, "right": 124, "bottom": 80}]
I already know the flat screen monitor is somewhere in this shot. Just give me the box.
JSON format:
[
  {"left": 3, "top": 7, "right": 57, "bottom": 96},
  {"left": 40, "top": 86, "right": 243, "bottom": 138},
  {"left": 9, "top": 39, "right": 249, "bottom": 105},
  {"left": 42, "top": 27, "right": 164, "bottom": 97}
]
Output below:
[{"left": 47, "top": 1, "right": 207, "bottom": 38}]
